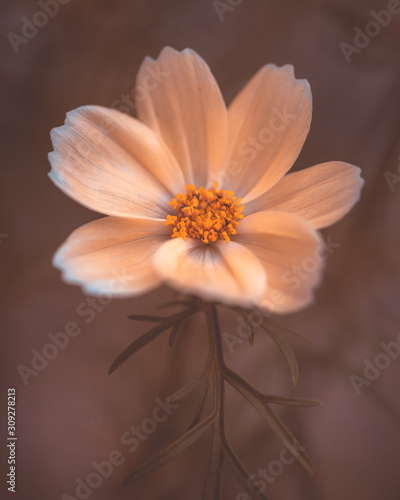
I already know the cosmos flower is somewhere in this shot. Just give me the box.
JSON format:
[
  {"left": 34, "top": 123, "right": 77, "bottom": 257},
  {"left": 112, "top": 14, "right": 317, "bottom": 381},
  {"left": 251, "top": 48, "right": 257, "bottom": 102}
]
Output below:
[{"left": 49, "top": 47, "right": 363, "bottom": 313}]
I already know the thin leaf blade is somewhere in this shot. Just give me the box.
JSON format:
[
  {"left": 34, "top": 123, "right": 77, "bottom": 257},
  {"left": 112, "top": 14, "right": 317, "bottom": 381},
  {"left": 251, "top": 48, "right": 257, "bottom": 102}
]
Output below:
[
  {"left": 127, "top": 314, "right": 163, "bottom": 323},
  {"left": 223, "top": 441, "right": 271, "bottom": 500},
  {"left": 123, "top": 414, "right": 215, "bottom": 485},
  {"left": 265, "top": 318, "right": 310, "bottom": 344},
  {"left": 169, "top": 372, "right": 207, "bottom": 403},
  {"left": 262, "top": 322, "right": 299, "bottom": 386},
  {"left": 188, "top": 377, "right": 210, "bottom": 430},
  {"left": 225, "top": 369, "right": 316, "bottom": 475},
  {"left": 262, "top": 395, "right": 323, "bottom": 407},
  {"left": 109, "top": 310, "right": 195, "bottom": 374}
]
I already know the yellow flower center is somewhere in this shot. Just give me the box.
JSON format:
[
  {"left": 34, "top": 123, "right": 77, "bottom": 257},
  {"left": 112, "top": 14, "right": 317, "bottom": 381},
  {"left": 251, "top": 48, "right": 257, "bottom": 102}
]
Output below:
[{"left": 164, "top": 182, "right": 244, "bottom": 244}]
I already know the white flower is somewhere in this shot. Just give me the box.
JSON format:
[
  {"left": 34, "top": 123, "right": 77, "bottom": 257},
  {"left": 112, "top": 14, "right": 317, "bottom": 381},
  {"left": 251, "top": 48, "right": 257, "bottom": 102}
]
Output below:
[{"left": 49, "top": 47, "right": 363, "bottom": 313}]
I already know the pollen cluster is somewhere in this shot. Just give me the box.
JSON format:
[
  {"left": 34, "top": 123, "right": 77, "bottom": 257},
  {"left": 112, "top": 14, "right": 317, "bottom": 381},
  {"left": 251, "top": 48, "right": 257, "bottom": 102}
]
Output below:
[{"left": 165, "top": 182, "right": 244, "bottom": 244}]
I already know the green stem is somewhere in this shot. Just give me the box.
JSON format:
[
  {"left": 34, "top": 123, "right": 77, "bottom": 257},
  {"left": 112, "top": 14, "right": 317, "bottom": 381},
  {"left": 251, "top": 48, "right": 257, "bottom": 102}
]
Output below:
[
  {"left": 202, "top": 303, "right": 226, "bottom": 499},
  {"left": 205, "top": 303, "right": 225, "bottom": 420}
]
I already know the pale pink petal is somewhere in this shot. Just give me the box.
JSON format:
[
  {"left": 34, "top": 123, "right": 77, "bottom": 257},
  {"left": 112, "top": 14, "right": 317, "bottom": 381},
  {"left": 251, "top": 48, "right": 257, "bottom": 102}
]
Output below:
[
  {"left": 136, "top": 47, "right": 228, "bottom": 187},
  {"left": 245, "top": 162, "right": 364, "bottom": 229},
  {"left": 153, "top": 238, "right": 267, "bottom": 306},
  {"left": 236, "top": 211, "right": 323, "bottom": 313},
  {"left": 54, "top": 217, "right": 169, "bottom": 296},
  {"left": 49, "top": 105, "right": 185, "bottom": 218},
  {"left": 221, "top": 65, "right": 312, "bottom": 202}
]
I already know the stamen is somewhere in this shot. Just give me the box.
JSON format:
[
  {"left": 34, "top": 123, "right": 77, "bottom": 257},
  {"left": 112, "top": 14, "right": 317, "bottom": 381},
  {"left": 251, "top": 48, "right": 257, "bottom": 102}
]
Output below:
[{"left": 164, "top": 181, "right": 244, "bottom": 244}]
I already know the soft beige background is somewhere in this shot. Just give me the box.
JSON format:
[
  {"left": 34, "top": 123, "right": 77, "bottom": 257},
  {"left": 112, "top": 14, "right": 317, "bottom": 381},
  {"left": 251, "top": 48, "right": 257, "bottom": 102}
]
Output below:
[{"left": 1, "top": 0, "right": 400, "bottom": 499}]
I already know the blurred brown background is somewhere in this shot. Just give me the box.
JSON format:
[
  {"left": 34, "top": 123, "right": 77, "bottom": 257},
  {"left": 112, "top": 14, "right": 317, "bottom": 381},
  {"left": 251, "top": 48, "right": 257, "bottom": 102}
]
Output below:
[{"left": 1, "top": 0, "right": 400, "bottom": 498}]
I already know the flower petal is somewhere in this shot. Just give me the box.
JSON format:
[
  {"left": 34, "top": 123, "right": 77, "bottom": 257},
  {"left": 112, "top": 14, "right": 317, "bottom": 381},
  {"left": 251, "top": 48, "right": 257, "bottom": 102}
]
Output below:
[
  {"left": 49, "top": 105, "right": 185, "bottom": 218},
  {"left": 236, "top": 211, "right": 323, "bottom": 314},
  {"left": 222, "top": 65, "right": 312, "bottom": 202},
  {"left": 245, "top": 162, "right": 364, "bottom": 229},
  {"left": 136, "top": 47, "right": 228, "bottom": 187},
  {"left": 153, "top": 238, "right": 267, "bottom": 306},
  {"left": 54, "top": 216, "right": 169, "bottom": 296}
]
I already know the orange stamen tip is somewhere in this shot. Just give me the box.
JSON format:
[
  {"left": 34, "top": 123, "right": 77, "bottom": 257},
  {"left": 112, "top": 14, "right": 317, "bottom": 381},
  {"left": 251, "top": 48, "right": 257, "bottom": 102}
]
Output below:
[{"left": 165, "top": 181, "right": 244, "bottom": 244}]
